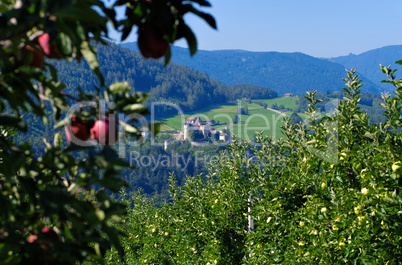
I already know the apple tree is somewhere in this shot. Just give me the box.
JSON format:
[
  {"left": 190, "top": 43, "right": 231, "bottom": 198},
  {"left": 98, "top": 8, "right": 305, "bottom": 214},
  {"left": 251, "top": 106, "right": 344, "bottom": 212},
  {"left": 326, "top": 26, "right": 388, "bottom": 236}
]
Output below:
[
  {"left": 0, "top": 0, "right": 216, "bottom": 264},
  {"left": 104, "top": 141, "right": 255, "bottom": 264},
  {"left": 244, "top": 68, "right": 402, "bottom": 263},
  {"left": 110, "top": 68, "right": 402, "bottom": 264}
]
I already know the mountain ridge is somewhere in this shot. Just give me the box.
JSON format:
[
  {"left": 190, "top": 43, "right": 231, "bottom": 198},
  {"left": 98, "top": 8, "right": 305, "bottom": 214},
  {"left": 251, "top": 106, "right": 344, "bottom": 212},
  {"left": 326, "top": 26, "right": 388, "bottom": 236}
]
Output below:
[
  {"left": 52, "top": 42, "right": 277, "bottom": 117},
  {"left": 120, "top": 42, "right": 385, "bottom": 95},
  {"left": 328, "top": 44, "right": 402, "bottom": 89}
]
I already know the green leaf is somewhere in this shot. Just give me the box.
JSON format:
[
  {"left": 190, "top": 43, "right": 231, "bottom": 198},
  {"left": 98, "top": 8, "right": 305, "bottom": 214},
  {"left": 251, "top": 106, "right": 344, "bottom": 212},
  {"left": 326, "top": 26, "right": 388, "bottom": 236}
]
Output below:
[
  {"left": 164, "top": 46, "right": 172, "bottom": 65},
  {"left": 182, "top": 24, "right": 197, "bottom": 56},
  {"left": 54, "top": 5, "right": 107, "bottom": 26},
  {"left": 188, "top": 7, "right": 217, "bottom": 29},
  {"left": 81, "top": 41, "right": 105, "bottom": 86},
  {"left": 122, "top": 103, "right": 148, "bottom": 113},
  {"left": 363, "top": 131, "right": 374, "bottom": 139},
  {"left": 59, "top": 32, "right": 73, "bottom": 55},
  {"left": 149, "top": 121, "right": 161, "bottom": 136},
  {"left": 109, "top": 81, "right": 131, "bottom": 94},
  {"left": 54, "top": 133, "right": 62, "bottom": 147},
  {"left": 54, "top": 115, "right": 71, "bottom": 129},
  {"left": 119, "top": 121, "right": 138, "bottom": 133},
  {"left": 102, "top": 225, "right": 125, "bottom": 261}
]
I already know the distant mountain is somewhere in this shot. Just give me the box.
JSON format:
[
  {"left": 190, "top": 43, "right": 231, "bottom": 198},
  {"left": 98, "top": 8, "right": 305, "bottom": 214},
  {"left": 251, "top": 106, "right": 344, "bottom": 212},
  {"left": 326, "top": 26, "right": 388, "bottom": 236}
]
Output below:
[
  {"left": 54, "top": 42, "right": 280, "bottom": 116},
  {"left": 329, "top": 45, "right": 402, "bottom": 90},
  {"left": 120, "top": 42, "right": 384, "bottom": 95},
  {"left": 53, "top": 42, "right": 230, "bottom": 116}
]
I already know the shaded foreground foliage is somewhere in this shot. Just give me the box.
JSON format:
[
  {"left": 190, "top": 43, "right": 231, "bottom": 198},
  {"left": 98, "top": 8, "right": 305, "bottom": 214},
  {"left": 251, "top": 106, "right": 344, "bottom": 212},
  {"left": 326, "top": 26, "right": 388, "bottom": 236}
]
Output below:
[
  {"left": 107, "top": 69, "right": 402, "bottom": 264},
  {"left": 0, "top": 0, "right": 216, "bottom": 263}
]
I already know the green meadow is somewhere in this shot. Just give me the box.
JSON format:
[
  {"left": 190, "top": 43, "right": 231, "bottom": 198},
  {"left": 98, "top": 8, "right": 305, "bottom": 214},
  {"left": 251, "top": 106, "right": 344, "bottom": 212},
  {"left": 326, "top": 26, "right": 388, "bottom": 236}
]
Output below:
[{"left": 260, "top": 96, "right": 299, "bottom": 110}]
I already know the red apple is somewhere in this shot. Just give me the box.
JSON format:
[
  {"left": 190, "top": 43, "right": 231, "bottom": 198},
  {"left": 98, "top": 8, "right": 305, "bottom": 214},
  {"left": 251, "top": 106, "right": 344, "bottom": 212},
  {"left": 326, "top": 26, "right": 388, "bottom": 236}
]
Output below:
[
  {"left": 25, "top": 45, "right": 44, "bottom": 68},
  {"left": 26, "top": 228, "right": 59, "bottom": 263},
  {"left": 137, "top": 26, "right": 169, "bottom": 59},
  {"left": 90, "top": 116, "right": 118, "bottom": 145},
  {"left": 65, "top": 115, "right": 91, "bottom": 143},
  {"left": 28, "top": 234, "right": 38, "bottom": 243},
  {"left": 41, "top": 227, "right": 58, "bottom": 240},
  {"left": 38, "top": 33, "right": 62, "bottom": 59},
  {"left": 27, "top": 227, "right": 58, "bottom": 247}
]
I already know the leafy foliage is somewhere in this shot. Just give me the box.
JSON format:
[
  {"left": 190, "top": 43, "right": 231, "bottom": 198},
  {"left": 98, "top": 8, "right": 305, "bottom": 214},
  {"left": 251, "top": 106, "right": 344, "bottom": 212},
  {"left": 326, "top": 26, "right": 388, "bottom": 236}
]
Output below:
[
  {"left": 289, "top": 112, "right": 303, "bottom": 124},
  {"left": 0, "top": 0, "right": 216, "bottom": 264},
  {"left": 107, "top": 69, "right": 402, "bottom": 264},
  {"left": 297, "top": 91, "right": 386, "bottom": 124}
]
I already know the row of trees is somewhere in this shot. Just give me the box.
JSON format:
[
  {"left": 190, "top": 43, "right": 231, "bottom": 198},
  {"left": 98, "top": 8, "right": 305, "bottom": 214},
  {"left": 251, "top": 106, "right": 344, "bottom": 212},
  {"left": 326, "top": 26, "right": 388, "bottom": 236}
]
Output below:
[{"left": 226, "top": 84, "right": 277, "bottom": 102}]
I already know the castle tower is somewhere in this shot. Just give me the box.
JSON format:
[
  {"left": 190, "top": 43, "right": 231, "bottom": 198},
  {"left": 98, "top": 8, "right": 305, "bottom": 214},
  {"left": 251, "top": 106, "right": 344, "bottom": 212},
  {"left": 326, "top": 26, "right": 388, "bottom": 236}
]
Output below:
[
  {"left": 183, "top": 123, "right": 189, "bottom": 140},
  {"left": 164, "top": 140, "right": 170, "bottom": 151}
]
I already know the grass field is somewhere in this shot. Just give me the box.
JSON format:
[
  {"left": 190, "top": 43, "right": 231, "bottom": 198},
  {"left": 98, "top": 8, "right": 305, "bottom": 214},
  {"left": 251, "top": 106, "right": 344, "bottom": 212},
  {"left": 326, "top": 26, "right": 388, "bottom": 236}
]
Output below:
[
  {"left": 259, "top": 96, "right": 299, "bottom": 111},
  {"left": 223, "top": 109, "right": 286, "bottom": 140},
  {"left": 159, "top": 97, "right": 301, "bottom": 140}
]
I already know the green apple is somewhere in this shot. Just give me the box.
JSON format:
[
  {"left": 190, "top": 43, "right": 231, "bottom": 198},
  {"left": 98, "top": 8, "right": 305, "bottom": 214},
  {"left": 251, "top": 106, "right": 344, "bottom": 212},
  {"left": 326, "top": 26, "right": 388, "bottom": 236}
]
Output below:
[
  {"left": 392, "top": 162, "right": 401, "bottom": 172},
  {"left": 339, "top": 152, "right": 347, "bottom": 161},
  {"left": 354, "top": 207, "right": 360, "bottom": 215}
]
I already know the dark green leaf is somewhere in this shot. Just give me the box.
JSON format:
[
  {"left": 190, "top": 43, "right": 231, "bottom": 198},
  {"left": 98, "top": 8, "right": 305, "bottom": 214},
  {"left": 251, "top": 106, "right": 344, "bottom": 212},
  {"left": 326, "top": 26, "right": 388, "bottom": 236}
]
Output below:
[
  {"left": 0, "top": 115, "right": 27, "bottom": 132},
  {"left": 182, "top": 24, "right": 197, "bottom": 56}
]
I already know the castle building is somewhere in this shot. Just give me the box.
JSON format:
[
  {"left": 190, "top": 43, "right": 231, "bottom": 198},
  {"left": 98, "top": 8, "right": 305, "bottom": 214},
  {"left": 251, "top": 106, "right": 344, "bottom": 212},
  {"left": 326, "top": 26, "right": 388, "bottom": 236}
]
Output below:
[{"left": 183, "top": 117, "right": 229, "bottom": 142}]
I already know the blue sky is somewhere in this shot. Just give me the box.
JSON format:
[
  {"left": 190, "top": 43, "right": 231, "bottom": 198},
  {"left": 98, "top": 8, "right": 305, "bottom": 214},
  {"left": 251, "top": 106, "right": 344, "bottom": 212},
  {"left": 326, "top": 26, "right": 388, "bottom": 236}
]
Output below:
[{"left": 112, "top": 0, "right": 402, "bottom": 58}]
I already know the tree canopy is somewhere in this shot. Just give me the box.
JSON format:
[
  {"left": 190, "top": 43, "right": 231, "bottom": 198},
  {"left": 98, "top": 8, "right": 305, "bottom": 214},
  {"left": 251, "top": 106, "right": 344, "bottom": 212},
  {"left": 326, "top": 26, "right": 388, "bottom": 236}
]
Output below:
[{"left": 106, "top": 69, "right": 402, "bottom": 264}]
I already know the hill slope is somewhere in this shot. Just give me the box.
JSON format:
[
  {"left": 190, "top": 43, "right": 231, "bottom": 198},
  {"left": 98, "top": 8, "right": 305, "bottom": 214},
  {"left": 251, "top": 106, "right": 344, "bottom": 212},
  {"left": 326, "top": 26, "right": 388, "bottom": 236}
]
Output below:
[
  {"left": 329, "top": 45, "right": 402, "bottom": 90},
  {"left": 121, "top": 43, "right": 384, "bottom": 95},
  {"left": 53, "top": 43, "right": 228, "bottom": 116},
  {"left": 53, "top": 42, "right": 277, "bottom": 116}
]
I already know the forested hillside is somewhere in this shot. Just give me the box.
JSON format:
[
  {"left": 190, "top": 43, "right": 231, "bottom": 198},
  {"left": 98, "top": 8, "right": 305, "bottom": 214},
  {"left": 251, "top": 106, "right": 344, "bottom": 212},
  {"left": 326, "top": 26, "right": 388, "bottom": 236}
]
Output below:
[
  {"left": 121, "top": 43, "right": 384, "bottom": 95},
  {"left": 227, "top": 84, "right": 277, "bottom": 101},
  {"left": 329, "top": 45, "right": 402, "bottom": 89},
  {"left": 122, "top": 140, "right": 226, "bottom": 203},
  {"left": 52, "top": 42, "right": 277, "bottom": 117}
]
